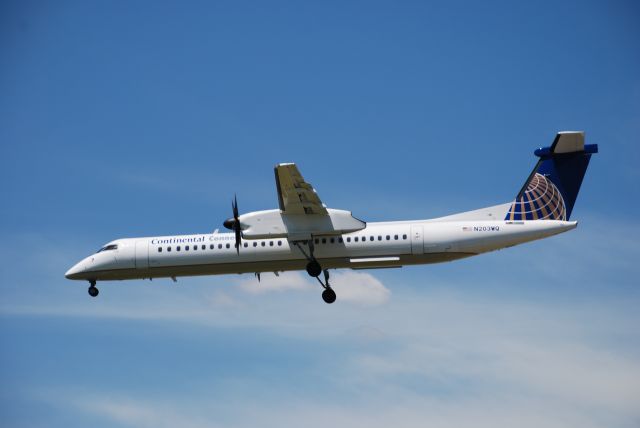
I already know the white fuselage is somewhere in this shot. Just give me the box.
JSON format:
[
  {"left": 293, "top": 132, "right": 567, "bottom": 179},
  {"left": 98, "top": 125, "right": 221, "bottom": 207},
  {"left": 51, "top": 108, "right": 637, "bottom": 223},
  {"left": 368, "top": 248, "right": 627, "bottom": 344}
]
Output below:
[{"left": 65, "top": 217, "right": 576, "bottom": 281}]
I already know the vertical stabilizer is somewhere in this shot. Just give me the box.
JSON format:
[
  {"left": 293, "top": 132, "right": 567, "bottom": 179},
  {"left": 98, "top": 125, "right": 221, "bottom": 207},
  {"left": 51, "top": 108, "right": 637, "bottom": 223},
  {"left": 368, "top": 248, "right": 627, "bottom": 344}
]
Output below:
[{"left": 506, "top": 131, "right": 598, "bottom": 221}]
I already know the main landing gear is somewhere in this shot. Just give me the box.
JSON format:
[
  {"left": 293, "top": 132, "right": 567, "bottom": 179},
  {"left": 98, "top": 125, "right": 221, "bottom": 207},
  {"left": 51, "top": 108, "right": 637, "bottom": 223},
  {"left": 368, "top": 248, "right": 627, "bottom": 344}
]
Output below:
[
  {"left": 320, "top": 270, "right": 336, "bottom": 304},
  {"left": 294, "top": 240, "right": 336, "bottom": 304},
  {"left": 88, "top": 280, "right": 99, "bottom": 297},
  {"left": 306, "top": 259, "right": 322, "bottom": 277}
]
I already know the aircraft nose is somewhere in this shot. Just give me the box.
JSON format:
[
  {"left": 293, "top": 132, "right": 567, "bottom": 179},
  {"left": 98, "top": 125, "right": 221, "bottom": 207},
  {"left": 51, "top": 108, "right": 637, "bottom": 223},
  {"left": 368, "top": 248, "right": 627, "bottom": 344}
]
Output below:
[{"left": 65, "top": 261, "right": 85, "bottom": 279}]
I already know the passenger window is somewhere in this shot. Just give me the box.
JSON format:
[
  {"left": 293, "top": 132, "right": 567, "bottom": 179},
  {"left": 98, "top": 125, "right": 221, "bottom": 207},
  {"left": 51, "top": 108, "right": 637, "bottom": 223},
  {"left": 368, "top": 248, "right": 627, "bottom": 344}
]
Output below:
[
  {"left": 269, "top": 241, "right": 274, "bottom": 246},
  {"left": 386, "top": 235, "right": 390, "bottom": 240},
  {"left": 403, "top": 234, "right": 407, "bottom": 240},
  {"left": 210, "top": 244, "right": 214, "bottom": 249},
  {"left": 354, "top": 237, "right": 358, "bottom": 242},
  {"left": 253, "top": 242, "right": 258, "bottom": 247},
  {"left": 218, "top": 244, "right": 223, "bottom": 249},
  {"left": 177, "top": 246, "right": 181, "bottom": 251},
  {"left": 158, "top": 247, "right": 162, "bottom": 253},
  {"left": 322, "top": 238, "right": 326, "bottom": 244},
  {"left": 378, "top": 236, "right": 382, "bottom": 241},
  {"left": 338, "top": 237, "right": 343, "bottom": 243},
  {"left": 261, "top": 242, "right": 265, "bottom": 247},
  {"left": 226, "top": 243, "right": 230, "bottom": 249},
  {"left": 201, "top": 245, "right": 205, "bottom": 250},
  {"left": 193, "top": 245, "right": 196, "bottom": 251},
  {"left": 361, "top": 236, "right": 366, "bottom": 241},
  {"left": 167, "top": 246, "right": 172, "bottom": 252},
  {"left": 278, "top": 241, "right": 282, "bottom": 246},
  {"left": 244, "top": 242, "right": 248, "bottom": 248},
  {"left": 330, "top": 238, "right": 335, "bottom": 244},
  {"left": 315, "top": 239, "right": 319, "bottom": 244},
  {"left": 370, "top": 236, "right": 374, "bottom": 241},
  {"left": 394, "top": 235, "right": 398, "bottom": 240},
  {"left": 347, "top": 237, "right": 351, "bottom": 242},
  {"left": 186, "top": 245, "right": 190, "bottom": 251}
]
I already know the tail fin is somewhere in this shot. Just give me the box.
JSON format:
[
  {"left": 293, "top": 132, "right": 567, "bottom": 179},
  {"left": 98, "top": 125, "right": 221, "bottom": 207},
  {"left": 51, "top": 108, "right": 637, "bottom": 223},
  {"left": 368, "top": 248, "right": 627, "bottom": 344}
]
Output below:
[{"left": 506, "top": 131, "right": 598, "bottom": 221}]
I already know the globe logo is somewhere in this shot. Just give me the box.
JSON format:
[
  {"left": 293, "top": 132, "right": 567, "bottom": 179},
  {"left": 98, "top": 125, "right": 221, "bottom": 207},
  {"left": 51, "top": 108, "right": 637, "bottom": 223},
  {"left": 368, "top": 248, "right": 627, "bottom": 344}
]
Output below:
[{"left": 506, "top": 173, "right": 566, "bottom": 221}]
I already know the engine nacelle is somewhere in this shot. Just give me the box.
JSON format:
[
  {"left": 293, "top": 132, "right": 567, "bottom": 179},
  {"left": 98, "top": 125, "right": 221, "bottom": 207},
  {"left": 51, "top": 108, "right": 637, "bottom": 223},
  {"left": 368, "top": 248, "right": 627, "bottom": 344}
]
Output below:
[{"left": 239, "top": 208, "right": 366, "bottom": 241}]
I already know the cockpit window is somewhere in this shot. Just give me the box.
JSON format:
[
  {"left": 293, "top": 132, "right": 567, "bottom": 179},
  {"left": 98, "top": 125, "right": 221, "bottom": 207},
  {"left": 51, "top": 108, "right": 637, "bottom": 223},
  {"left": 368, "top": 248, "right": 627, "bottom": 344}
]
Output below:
[{"left": 97, "top": 244, "right": 118, "bottom": 253}]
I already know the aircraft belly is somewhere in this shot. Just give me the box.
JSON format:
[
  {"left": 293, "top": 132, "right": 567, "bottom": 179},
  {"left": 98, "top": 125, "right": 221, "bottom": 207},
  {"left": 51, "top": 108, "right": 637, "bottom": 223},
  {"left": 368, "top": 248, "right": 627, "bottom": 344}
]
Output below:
[
  {"left": 87, "top": 251, "right": 477, "bottom": 281},
  {"left": 90, "top": 258, "right": 338, "bottom": 280}
]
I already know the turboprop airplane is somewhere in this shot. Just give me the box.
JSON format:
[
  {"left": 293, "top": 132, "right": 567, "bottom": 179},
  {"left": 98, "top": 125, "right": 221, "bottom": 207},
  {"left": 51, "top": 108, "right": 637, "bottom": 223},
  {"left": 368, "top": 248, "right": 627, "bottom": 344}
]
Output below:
[{"left": 66, "top": 131, "right": 597, "bottom": 304}]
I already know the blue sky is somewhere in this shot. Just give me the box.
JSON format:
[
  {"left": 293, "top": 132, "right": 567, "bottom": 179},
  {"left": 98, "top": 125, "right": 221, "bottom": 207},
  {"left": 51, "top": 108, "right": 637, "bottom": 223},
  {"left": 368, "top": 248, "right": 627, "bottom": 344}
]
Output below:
[{"left": 1, "top": 1, "right": 639, "bottom": 427}]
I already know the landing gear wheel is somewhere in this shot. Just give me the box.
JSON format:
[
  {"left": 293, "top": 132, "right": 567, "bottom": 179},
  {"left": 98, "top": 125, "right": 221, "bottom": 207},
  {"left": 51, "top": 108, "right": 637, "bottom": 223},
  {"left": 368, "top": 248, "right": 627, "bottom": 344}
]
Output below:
[
  {"left": 322, "top": 288, "right": 336, "bottom": 304},
  {"left": 88, "top": 285, "right": 99, "bottom": 297},
  {"left": 306, "top": 260, "right": 322, "bottom": 277}
]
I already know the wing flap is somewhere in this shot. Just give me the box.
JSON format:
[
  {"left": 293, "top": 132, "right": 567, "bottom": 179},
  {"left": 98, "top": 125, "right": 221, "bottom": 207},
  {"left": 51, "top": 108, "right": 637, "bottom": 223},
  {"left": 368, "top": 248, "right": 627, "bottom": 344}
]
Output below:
[{"left": 274, "top": 163, "right": 328, "bottom": 215}]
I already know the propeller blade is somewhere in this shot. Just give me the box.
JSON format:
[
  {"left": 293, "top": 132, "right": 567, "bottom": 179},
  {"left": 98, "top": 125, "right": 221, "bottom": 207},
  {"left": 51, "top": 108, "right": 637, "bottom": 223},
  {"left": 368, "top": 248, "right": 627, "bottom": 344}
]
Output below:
[
  {"left": 232, "top": 194, "right": 239, "bottom": 219},
  {"left": 235, "top": 227, "right": 241, "bottom": 254},
  {"left": 230, "top": 194, "right": 241, "bottom": 254}
]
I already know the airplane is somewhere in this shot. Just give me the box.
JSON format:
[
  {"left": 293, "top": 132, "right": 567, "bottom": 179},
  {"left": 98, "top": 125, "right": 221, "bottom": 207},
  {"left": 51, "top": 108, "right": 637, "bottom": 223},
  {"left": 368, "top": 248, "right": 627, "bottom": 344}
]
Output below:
[{"left": 65, "top": 131, "right": 598, "bottom": 304}]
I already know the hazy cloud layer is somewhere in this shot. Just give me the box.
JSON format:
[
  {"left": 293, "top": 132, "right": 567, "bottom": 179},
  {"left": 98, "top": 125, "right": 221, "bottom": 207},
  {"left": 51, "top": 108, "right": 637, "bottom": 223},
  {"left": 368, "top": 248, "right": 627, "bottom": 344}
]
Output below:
[{"left": 33, "top": 288, "right": 640, "bottom": 428}]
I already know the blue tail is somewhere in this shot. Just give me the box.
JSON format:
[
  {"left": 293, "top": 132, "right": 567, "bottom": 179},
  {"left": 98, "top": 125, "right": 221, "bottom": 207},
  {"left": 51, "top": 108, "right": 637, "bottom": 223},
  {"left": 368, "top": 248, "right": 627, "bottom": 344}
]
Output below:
[{"left": 506, "top": 132, "right": 598, "bottom": 221}]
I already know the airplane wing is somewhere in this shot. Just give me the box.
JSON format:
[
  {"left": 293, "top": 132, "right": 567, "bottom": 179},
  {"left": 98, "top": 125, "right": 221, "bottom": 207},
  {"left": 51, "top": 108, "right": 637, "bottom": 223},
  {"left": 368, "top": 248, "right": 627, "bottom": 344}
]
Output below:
[{"left": 274, "top": 163, "right": 328, "bottom": 215}]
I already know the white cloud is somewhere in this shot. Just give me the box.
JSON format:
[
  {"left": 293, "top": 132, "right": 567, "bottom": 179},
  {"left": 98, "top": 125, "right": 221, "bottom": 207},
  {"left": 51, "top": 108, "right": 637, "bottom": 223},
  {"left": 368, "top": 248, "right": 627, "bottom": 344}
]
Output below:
[
  {"left": 204, "top": 289, "right": 241, "bottom": 308},
  {"left": 235, "top": 270, "right": 391, "bottom": 306},
  {"left": 349, "top": 332, "right": 640, "bottom": 417},
  {"left": 236, "top": 271, "right": 315, "bottom": 294},
  {"left": 329, "top": 270, "right": 391, "bottom": 306},
  {"left": 58, "top": 393, "right": 216, "bottom": 428}
]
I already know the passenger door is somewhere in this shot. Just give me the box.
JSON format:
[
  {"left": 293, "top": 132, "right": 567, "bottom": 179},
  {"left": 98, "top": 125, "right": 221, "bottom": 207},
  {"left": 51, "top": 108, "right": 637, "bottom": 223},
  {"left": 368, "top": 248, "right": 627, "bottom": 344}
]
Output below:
[{"left": 410, "top": 225, "right": 423, "bottom": 255}]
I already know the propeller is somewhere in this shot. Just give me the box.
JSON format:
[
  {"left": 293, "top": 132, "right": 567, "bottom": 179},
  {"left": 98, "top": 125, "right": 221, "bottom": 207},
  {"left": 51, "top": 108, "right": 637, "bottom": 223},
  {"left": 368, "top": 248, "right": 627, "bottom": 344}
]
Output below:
[{"left": 223, "top": 194, "right": 242, "bottom": 254}]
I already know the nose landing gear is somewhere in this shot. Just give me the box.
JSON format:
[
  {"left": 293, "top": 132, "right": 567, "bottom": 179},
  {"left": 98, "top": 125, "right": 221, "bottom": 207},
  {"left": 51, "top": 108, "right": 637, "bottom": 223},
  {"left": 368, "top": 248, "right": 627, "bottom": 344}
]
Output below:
[{"left": 88, "top": 280, "right": 99, "bottom": 297}]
